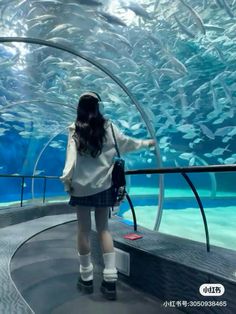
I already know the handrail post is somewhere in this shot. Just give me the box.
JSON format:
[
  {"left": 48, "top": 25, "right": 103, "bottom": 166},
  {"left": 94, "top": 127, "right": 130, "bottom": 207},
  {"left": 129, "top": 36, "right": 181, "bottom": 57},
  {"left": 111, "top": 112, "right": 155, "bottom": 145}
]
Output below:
[
  {"left": 126, "top": 193, "right": 137, "bottom": 231},
  {"left": 43, "top": 178, "right": 47, "bottom": 203},
  {"left": 181, "top": 172, "right": 210, "bottom": 252},
  {"left": 20, "top": 177, "right": 24, "bottom": 207}
]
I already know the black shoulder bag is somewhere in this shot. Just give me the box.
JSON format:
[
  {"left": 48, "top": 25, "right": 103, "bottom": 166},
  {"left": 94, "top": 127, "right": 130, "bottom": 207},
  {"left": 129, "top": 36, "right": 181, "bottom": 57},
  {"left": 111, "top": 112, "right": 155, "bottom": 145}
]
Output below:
[
  {"left": 110, "top": 123, "right": 126, "bottom": 204},
  {"left": 110, "top": 123, "right": 138, "bottom": 231}
]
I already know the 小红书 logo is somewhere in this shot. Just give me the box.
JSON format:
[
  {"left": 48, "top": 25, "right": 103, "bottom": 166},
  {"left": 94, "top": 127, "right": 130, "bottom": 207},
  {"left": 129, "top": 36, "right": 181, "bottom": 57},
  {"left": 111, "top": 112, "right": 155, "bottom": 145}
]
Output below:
[{"left": 199, "top": 284, "right": 225, "bottom": 296}]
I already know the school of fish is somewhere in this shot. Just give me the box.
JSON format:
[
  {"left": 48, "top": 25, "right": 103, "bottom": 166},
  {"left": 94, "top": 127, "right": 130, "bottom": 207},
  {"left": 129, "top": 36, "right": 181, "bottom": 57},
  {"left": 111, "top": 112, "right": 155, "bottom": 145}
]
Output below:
[{"left": 0, "top": 0, "right": 235, "bottom": 175}]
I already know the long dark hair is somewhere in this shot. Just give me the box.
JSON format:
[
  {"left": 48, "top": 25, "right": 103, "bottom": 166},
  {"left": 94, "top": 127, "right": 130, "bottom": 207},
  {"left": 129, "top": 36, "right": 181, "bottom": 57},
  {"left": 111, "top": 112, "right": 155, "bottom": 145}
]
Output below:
[{"left": 73, "top": 92, "right": 106, "bottom": 158}]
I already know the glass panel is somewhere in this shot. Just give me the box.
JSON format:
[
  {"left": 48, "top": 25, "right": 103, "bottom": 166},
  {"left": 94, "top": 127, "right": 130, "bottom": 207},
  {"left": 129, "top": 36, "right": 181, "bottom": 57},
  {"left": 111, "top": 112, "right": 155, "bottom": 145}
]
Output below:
[
  {"left": 0, "top": 176, "right": 22, "bottom": 208},
  {"left": 119, "top": 173, "right": 159, "bottom": 227},
  {"left": 121, "top": 171, "right": 236, "bottom": 251},
  {"left": 205, "top": 171, "right": 236, "bottom": 251}
]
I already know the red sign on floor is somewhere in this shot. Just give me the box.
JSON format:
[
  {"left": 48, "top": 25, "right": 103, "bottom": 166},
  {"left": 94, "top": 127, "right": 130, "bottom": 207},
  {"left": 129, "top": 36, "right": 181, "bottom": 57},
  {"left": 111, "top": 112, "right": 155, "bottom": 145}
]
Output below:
[{"left": 123, "top": 233, "right": 143, "bottom": 240}]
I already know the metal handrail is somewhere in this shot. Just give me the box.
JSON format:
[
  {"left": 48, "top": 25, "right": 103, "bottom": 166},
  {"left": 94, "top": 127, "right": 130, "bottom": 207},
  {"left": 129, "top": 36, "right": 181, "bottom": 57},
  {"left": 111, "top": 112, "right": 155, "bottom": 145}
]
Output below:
[
  {"left": 125, "top": 164, "right": 236, "bottom": 174},
  {"left": 1, "top": 164, "right": 235, "bottom": 179},
  {"left": 0, "top": 174, "right": 58, "bottom": 178},
  {"left": 1, "top": 164, "right": 236, "bottom": 252},
  {"left": 181, "top": 173, "right": 210, "bottom": 252},
  {"left": 0, "top": 174, "right": 58, "bottom": 207},
  {"left": 125, "top": 164, "right": 236, "bottom": 252}
]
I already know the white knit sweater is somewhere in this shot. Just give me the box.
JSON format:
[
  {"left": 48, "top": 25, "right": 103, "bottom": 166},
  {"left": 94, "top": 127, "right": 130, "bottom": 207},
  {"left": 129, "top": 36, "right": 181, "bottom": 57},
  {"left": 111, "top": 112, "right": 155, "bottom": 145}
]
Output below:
[{"left": 60, "top": 121, "right": 149, "bottom": 197}]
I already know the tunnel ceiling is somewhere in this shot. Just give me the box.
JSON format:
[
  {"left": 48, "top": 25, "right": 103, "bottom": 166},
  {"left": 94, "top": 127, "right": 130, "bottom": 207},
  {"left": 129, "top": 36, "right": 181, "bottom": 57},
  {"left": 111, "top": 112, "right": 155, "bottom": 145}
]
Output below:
[{"left": 0, "top": 0, "right": 236, "bottom": 175}]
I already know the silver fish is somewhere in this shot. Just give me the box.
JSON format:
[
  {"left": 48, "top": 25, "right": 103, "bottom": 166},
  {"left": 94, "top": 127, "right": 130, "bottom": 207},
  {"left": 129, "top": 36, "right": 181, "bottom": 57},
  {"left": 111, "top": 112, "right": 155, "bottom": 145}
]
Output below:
[
  {"left": 104, "top": 32, "right": 133, "bottom": 50},
  {"left": 179, "top": 0, "right": 206, "bottom": 35},
  {"left": 204, "top": 24, "right": 225, "bottom": 32},
  {"left": 199, "top": 124, "right": 215, "bottom": 139},
  {"left": 154, "top": 0, "right": 161, "bottom": 11},
  {"left": 224, "top": 157, "right": 236, "bottom": 164},
  {"left": 123, "top": 2, "right": 151, "bottom": 19},
  {"left": 158, "top": 68, "right": 184, "bottom": 79},
  {"left": 47, "top": 37, "right": 74, "bottom": 46},
  {"left": 214, "top": 0, "right": 224, "bottom": 8},
  {"left": 95, "top": 57, "right": 121, "bottom": 72},
  {"left": 31, "top": 0, "right": 63, "bottom": 4},
  {"left": 47, "top": 24, "right": 72, "bottom": 36},
  {"left": 219, "top": 78, "right": 234, "bottom": 105},
  {"left": 173, "top": 14, "right": 196, "bottom": 38},
  {"left": 98, "top": 12, "right": 127, "bottom": 27},
  {"left": 215, "top": 126, "right": 236, "bottom": 137},
  {"left": 27, "top": 14, "right": 57, "bottom": 23},
  {"left": 177, "top": 124, "right": 195, "bottom": 133},
  {"left": 179, "top": 152, "right": 194, "bottom": 160},
  {"left": 221, "top": 0, "right": 234, "bottom": 18},
  {"left": 211, "top": 145, "right": 230, "bottom": 156},
  {"left": 210, "top": 82, "right": 221, "bottom": 113},
  {"left": 168, "top": 55, "right": 188, "bottom": 75},
  {"left": 213, "top": 45, "right": 225, "bottom": 63}
]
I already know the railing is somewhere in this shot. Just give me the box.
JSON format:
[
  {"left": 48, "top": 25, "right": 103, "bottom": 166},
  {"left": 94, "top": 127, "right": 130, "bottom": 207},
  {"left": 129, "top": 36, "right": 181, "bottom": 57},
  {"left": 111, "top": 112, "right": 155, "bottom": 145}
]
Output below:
[
  {"left": 0, "top": 174, "right": 58, "bottom": 207},
  {"left": 126, "top": 164, "right": 236, "bottom": 253},
  {"left": 126, "top": 164, "right": 236, "bottom": 175},
  {"left": 1, "top": 164, "right": 236, "bottom": 252}
]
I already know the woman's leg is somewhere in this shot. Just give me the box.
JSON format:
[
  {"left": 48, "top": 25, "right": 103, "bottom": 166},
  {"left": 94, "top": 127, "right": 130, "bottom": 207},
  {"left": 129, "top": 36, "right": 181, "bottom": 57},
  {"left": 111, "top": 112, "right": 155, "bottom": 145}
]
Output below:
[
  {"left": 95, "top": 206, "right": 114, "bottom": 253},
  {"left": 76, "top": 206, "right": 91, "bottom": 254},
  {"left": 76, "top": 206, "right": 93, "bottom": 284},
  {"left": 95, "top": 207, "right": 117, "bottom": 292}
]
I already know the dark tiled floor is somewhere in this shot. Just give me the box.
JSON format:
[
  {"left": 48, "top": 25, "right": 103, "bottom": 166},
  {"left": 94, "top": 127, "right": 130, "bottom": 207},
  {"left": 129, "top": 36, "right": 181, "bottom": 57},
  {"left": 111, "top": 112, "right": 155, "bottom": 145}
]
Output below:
[{"left": 11, "top": 222, "right": 183, "bottom": 314}]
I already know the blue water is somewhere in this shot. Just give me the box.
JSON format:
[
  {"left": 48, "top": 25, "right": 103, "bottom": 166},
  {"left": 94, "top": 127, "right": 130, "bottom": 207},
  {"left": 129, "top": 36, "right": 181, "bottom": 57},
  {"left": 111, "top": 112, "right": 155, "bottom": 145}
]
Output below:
[{"left": 119, "top": 194, "right": 236, "bottom": 251}]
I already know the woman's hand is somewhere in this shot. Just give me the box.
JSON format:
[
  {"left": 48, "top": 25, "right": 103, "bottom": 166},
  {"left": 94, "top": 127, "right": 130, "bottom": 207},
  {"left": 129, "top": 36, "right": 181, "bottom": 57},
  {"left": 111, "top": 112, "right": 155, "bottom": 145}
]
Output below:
[{"left": 146, "top": 139, "right": 155, "bottom": 147}]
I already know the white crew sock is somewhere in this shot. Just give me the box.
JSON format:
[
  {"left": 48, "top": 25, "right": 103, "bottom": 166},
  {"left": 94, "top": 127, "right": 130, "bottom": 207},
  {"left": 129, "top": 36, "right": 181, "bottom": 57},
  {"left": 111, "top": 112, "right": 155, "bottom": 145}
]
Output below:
[
  {"left": 103, "top": 252, "right": 118, "bottom": 282},
  {"left": 78, "top": 253, "right": 93, "bottom": 281}
]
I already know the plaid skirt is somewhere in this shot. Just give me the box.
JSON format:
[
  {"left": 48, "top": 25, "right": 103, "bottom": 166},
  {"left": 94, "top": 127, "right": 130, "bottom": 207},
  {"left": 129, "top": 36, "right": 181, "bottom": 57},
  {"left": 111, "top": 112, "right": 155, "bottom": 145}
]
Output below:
[{"left": 69, "top": 186, "right": 116, "bottom": 207}]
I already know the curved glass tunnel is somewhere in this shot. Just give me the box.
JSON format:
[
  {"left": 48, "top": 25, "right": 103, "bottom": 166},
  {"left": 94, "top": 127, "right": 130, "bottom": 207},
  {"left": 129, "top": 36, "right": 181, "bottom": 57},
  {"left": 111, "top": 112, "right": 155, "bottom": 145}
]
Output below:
[{"left": 0, "top": 0, "right": 236, "bottom": 250}]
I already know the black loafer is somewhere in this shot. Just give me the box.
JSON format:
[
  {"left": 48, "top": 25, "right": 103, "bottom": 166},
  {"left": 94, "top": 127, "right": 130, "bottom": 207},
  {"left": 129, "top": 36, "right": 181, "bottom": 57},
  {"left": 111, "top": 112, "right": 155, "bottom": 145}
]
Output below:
[
  {"left": 77, "top": 277, "right": 93, "bottom": 294},
  {"left": 100, "top": 280, "right": 117, "bottom": 300}
]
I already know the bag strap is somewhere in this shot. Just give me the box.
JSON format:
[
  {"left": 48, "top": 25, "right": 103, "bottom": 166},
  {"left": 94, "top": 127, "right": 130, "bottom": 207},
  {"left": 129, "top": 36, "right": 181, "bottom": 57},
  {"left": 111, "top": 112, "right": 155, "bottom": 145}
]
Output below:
[{"left": 110, "top": 123, "right": 121, "bottom": 158}]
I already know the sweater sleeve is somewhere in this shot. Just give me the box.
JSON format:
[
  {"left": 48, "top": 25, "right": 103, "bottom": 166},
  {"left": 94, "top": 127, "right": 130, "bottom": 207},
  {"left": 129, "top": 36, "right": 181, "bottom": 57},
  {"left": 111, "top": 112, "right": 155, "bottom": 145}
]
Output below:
[
  {"left": 60, "top": 128, "right": 77, "bottom": 192},
  {"left": 111, "top": 123, "right": 150, "bottom": 154}
]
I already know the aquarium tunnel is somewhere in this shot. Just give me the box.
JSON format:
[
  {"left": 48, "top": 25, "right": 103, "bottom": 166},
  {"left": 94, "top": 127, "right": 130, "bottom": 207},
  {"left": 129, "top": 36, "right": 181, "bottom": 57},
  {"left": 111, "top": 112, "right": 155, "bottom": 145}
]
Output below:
[{"left": 0, "top": 1, "right": 236, "bottom": 313}]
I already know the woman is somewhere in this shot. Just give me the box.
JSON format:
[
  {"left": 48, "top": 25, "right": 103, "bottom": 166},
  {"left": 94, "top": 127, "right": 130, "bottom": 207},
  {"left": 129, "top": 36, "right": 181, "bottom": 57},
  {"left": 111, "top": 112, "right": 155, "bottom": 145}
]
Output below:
[{"left": 60, "top": 91, "right": 155, "bottom": 300}]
